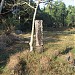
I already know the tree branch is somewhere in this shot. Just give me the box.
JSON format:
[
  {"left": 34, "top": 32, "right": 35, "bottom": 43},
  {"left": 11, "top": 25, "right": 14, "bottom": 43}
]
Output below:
[
  {"left": 29, "top": 0, "right": 41, "bottom": 51},
  {"left": 13, "top": 1, "right": 35, "bottom": 9},
  {"left": 0, "top": 0, "right": 5, "bottom": 13}
]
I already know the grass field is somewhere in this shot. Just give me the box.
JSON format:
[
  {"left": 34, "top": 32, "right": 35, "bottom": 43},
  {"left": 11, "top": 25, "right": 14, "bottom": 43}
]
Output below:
[{"left": 0, "top": 30, "right": 75, "bottom": 75}]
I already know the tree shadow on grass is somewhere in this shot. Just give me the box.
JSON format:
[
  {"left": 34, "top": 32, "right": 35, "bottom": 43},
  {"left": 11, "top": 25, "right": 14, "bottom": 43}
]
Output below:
[
  {"left": 43, "top": 30, "right": 75, "bottom": 47},
  {"left": 60, "top": 47, "right": 73, "bottom": 55},
  {"left": 43, "top": 31, "right": 75, "bottom": 58},
  {"left": 0, "top": 42, "right": 29, "bottom": 74}
]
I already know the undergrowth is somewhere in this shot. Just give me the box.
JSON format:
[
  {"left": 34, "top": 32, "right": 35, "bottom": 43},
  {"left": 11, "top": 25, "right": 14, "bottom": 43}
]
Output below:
[{"left": 0, "top": 31, "right": 75, "bottom": 75}]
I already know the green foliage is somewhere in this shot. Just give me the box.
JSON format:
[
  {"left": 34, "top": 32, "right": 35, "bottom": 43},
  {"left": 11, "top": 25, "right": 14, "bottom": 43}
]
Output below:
[
  {"left": 0, "top": 0, "right": 75, "bottom": 31},
  {"left": 0, "top": 0, "right": 35, "bottom": 32},
  {"left": 66, "top": 6, "right": 75, "bottom": 27},
  {"left": 38, "top": 1, "right": 75, "bottom": 28}
]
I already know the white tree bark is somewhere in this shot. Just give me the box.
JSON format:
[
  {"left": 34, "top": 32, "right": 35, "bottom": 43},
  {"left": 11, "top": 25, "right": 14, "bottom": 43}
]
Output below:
[
  {"left": 29, "top": 0, "right": 40, "bottom": 51},
  {"left": 29, "top": 0, "right": 30, "bottom": 5},
  {"left": 0, "top": 0, "right": 5, "bottom": 13}
]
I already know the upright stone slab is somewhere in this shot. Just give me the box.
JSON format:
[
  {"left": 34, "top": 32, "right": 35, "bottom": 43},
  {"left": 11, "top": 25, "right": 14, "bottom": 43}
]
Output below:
[{"left": 35, "top": 20, "right": 43, "bottom": 53}]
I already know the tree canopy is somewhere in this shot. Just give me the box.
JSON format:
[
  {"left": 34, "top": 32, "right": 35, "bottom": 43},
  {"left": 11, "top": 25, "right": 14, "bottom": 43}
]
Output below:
[{"left": 0, "top": 0, "right": 75, "bottom": 32}]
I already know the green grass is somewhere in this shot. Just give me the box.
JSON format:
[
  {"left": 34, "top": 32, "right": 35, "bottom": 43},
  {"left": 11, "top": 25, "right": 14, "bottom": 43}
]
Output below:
[
  {"left": 0, "top": 43, "right": 29, "bottom": 74},
  {"left": 71, "top": 48, "right": 75, "bottom": 54},
  {"left": 0, "top": 31, "right": 75, "bottom": 75}
]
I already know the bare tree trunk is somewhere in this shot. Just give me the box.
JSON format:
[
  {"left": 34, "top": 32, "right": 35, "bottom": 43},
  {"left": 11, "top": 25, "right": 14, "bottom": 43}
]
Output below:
[
  {"left": 0, "top": 0, "right": 5, "bottom": 13},
  {"left": 35, "top": 20, "right": 43, "bottom": 53},
  {"left": 29, "top": 0, "right": 40, "bottom": 51}
]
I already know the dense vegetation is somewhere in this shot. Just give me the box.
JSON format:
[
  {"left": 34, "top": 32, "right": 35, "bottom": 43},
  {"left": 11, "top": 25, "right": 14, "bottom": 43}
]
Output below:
[
  {"left": 0, "top": 0, "right": 75, "bottom": 75},
  {"left": 0, "top": 0, "right": 75, "bottom": 32},
  {"left": 0, "top": 31, "right": 75, "bottom": 75}
]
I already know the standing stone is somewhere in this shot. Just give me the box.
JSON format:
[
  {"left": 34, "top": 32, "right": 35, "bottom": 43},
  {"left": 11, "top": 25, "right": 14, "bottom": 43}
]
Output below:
[{"left": 35, "top": 20, "right": 43, "bottom": 53}]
